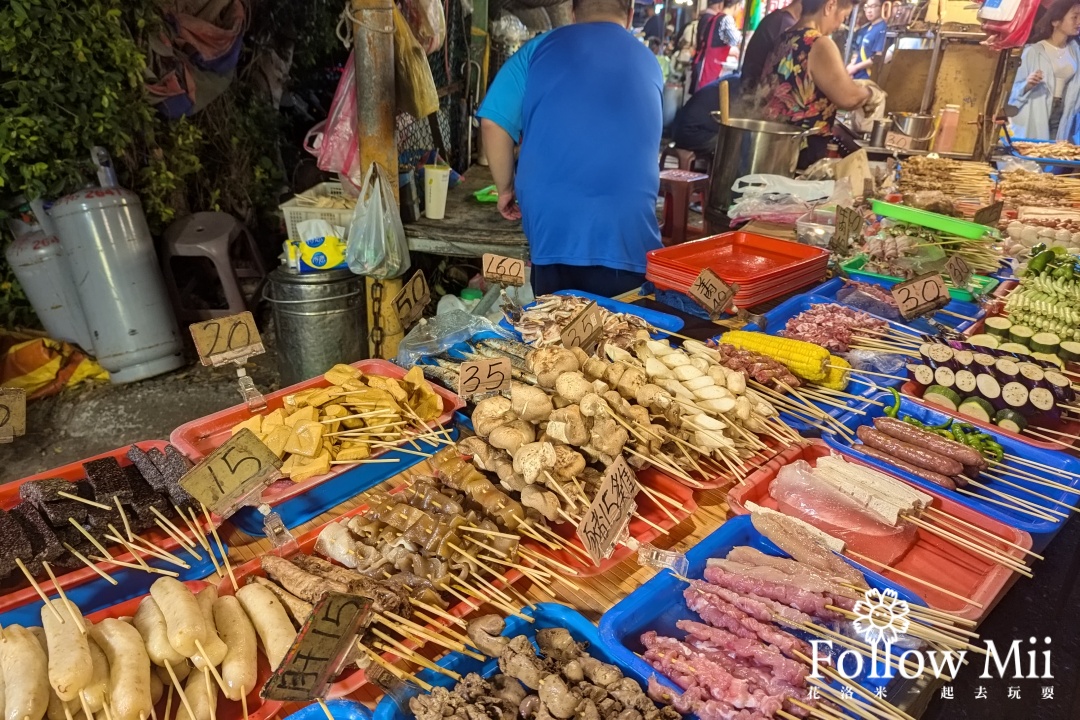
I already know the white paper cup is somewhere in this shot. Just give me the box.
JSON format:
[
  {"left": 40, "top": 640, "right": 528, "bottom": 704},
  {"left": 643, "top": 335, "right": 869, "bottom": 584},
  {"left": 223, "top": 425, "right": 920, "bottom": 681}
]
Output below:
[{"left": 424, "top": 165, "right": 451, "bottom": 219}]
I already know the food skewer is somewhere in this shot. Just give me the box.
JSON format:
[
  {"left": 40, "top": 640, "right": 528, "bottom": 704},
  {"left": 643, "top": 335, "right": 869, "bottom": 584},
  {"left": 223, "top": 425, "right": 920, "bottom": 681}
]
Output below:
[
  {"left": 56, "top": 491, "right": 112, "bottom": 511},
  {"left": 360, "top": 643, "right": 433, "bottom": 692},
  {"left": 15, "top": 558, "right": 65, "bottom": 623},
  {"left": 847, "top": 550, "right": 983, "bottom": 607},
  {"left": 62, "top": 542, "right": 119, "bottom": 585},
  {"left": 40, "top": 561, "right": 85, "bottom": 632}
]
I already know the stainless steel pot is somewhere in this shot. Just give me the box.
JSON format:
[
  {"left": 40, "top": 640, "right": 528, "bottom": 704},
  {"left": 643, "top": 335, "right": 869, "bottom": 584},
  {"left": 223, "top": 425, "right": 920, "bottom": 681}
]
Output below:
[
  {"left": 889, "top": 112, "right": 936, "bottom": 151},
  {"left": 706, "top": 116, "right": 806, "bottom": 216}
]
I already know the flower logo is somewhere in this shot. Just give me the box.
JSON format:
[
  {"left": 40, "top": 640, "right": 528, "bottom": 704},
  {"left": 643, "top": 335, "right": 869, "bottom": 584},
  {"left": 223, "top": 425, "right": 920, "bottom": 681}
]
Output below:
[{"left": 853, "top": 588, "right": 910, "bottom": 645}]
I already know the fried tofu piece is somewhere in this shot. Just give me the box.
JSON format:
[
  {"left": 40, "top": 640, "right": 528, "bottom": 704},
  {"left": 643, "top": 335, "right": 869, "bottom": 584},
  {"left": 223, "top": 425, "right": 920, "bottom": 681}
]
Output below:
[
  {"left": 284, "top": 406, "right": 317, "bottom": 428},
  {"left": 335, "top": 446, "right": 371, "bottom": 462},
  {"left": 288, "top": 451, "right": 331, "bottom": 483},
  {"left": 284, "top": 420, "right": 325, "bottom": 457},
  {"left": 231, "top": 414, "right": 263, "bottom": 436},
  {"left": 263, "top": 426, "right": 292, "bottom": 458},
  {"left": 262, "top": 409, "right": 288, "bottom": 430},
  {"left": 365, "top": 376, "right": 409, "bottom": 404},
  {"left": 325, "top": 364, "right": 362, "bottom": 386}
]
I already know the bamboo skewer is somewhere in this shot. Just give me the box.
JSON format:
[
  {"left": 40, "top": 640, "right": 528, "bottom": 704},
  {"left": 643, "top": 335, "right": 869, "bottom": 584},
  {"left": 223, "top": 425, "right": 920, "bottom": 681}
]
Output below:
[
  {"left": 360, "top": 644, "right": 433, "bottom": 692},
  {"left": 114, "top": 497, "right": 135, "bottom": 542},
  {"left": 195, "top": 640, "right": 230, "bottom": 694},
  {"left": 90, "top": 555, "right": 179, "bottom": 577},
  {"left": 317, "top": 698, "right": 335, "bottom": 720},
  {"left": 904, "top": 515, "right": 1032, "bottom": 575},
  {"left": 201, "top": 503, "right": 237, "bottom": 589},
  {"left": 163, "top": 661, "right": 197, "bottom": 720},
  {"left": 62, "top": 542, "right": 118, "bottom": 585},
  {"left": 1001, "top": 453, "right": 1080, "bottom": 481},
  {"left": 15, "top": 558, "right": 65, "bottom": 623},
  {"left": 956, "top": 487, "right": 1059, "bottom": 522},
  {"left": 40, "top": 562, "right": 84, "bottom": 632},
  {"left": 924, "top": 506, "right": 1043, "bottom": 559},
  {"left": 847, "top": 550, "right": 984, "bottom": 607},
  {"left": 986, "top": 460, "right": 1080, "bottom": 494},
  {"left": 56, "top": 491, "right": 112, "bottom": 511},
  {"left": 979, "top": 470, "right": 1079, "bottom": 511},
  {"left": 378, "top": 612, "right": 486, "bottom": 660},
  {"left": 826, "top": 364, "right": 904, "bottom": 382}
]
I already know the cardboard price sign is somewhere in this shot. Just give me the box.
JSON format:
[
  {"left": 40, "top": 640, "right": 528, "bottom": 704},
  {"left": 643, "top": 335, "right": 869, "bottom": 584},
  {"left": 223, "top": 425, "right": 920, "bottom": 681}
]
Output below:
[
  {"left": 392, "top": 270, "right": 430, "bottom": 329},
  {"left": 190, "top": 312, "right": 265, "bottom": 366},
  {"left": 832, "top": 206, "right": 863, "bottom": 255},
  {"left": 560, "top": 301, "right": 604, "bottom": 350},
  {"left": 482, "top": 253, "right": 526, "bottom": 287},
  {"left": 179, "top": 429, "right": 282, "bottom": 517},
  {"left": 891, "top": 272, "right": 951, "bottom": 320},
  {"left": 884, "top": 131, "right": 913, "bottom": 151},
  {"left": 577, "top": 455, "right": 638, "bottom": 564},
  {"left": 973, "top": 201, "right": 1004, "bottom": 228},
  {"left": 262, "top": 592, "right": 372, "bottom": 701},
  {"left": 0, "top": 388, "right": 27, "bottom": 442},
  {"left": 458, "top": 357, "right": 512, "bottom": 398},
  {"left": 945, "top": 254, "right": 973, "bottom": 288},
  {"left": 688, "top": 268, "right": 736, "bottom": 319}
]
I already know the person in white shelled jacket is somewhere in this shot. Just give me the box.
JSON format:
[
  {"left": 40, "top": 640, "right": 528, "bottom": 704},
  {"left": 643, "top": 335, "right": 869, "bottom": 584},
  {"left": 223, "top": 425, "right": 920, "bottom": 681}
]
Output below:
[{"left": 1008, "top": 0, "right": 1080, "bottom": 142}]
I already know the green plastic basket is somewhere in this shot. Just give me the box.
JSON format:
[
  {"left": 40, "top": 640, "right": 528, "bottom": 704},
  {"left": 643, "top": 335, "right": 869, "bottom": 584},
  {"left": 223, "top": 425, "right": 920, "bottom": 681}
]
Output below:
[
  {"left": 841, "top": 255, "right": 999, "bottom": 301},
  {"left": 871, "top": 200, "right": 997, "bottom": 239}
]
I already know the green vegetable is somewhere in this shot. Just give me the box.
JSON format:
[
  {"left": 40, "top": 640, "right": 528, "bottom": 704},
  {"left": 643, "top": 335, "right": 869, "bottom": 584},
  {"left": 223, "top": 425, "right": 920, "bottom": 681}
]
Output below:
[
  {"left": 885, "top": 389, "right": 902, "bottom": 418},
  {"left": 1029, "top": 250, "right": 1056, "bottom": 275}
]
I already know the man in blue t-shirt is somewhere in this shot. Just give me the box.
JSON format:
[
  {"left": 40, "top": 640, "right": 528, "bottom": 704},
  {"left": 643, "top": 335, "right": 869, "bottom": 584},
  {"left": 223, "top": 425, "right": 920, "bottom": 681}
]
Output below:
[
  {"left": 848, "top": 1, "right": 887, "bottom": 80},
  {"left": 477, "top": 0, "right": 664, "bottom": 296}
]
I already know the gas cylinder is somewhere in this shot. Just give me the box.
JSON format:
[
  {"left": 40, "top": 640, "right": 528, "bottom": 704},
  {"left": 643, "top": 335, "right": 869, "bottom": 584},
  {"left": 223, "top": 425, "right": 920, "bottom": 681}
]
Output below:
[
  {"left": 48, "top": 152, "right": 184, "bottom": 383},
  {"left": 4, "top": 199, "right": 94, "bottom": 351}
]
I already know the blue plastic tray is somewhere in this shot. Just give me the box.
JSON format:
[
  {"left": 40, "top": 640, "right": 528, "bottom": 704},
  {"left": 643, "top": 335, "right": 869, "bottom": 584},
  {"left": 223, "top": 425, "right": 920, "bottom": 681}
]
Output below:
[
  {"left": 287, "top": 701, "right": 372, "bottom": 720},
  {"left": 808, "top": 278, "right": 984, "bottom": 333},
  {"left": 498, "top": 289, "right": 685, "bottom": 339},
  {"left": 825, "top": 391, "right": 1079, "bottom": 550},
  {"left": 226, "top": 426, "right": 459, "bottom": 536},
  {"left": 1003, "top": 138, "right": 1080, "bottom": 168},
  {"left": 598, "top": 515, "right": 925, "bottom": 706},
  {"left": 373, "top": 603, "right": 656, "bottom": 720},
  {"left": 1, "top": 536, "right": 228, "bottom": 627}
]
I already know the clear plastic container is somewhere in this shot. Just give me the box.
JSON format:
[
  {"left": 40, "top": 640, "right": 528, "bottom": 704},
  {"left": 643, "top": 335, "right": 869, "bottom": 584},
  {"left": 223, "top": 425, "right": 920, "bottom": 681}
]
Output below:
[{"left": 796, "top": 208, "right": 836, "bottom": 248}]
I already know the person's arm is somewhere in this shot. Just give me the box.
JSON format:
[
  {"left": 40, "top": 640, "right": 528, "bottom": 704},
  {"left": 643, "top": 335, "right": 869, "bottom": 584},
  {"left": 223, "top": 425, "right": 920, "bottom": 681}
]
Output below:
[
  {"left": 718, "top": 14, "right": 742, "bottom": 48},
  {"left": 1009, "top": 46, "right": 1044, "bottom": 108},
  {"left": 480, "top": 120, "right": 521, "bottom": 220},
  {"left": 847, "top": 57, "right": 875, "bottom": 75},
  {"left": 808, "top": 35, "right": 872, "bottom": 110}
]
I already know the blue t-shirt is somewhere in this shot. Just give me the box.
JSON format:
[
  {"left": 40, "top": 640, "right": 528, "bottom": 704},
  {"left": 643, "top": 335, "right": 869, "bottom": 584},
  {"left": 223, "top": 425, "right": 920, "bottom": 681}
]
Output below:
[
  {"left": 852, "top": 20, "right": 887, "bottom": 80},
  {"left": 477, "top": 23, "right": 664, "bottom": 273}
]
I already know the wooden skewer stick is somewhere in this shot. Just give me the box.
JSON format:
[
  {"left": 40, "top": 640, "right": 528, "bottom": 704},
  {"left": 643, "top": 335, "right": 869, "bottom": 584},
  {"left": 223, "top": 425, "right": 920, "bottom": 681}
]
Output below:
[
  {"left": 634, "top": 482, "right": 680, "bottom": 524},
  {"left": 810, "top": 385, "right": 886, "bottom": 406},
  {"left": 410, "top": 610, "right": 484, "bottom": 650},
  {"left": 846, "top": 551, "right": 983, "bottom": 608},
  {"left": 14, "top": 558, "right": 65, "bottom": 623},
  {"left": 56, "top": 491, "right": 113, "bottom": 511},
  {"left": 1001, "top": 453, "right": 1080, "bottom": 481},
  {"left": 904, "top": 602, "right": 979, "bottom": 628},
  {"left": 154, "top": 519, "right": 203, "bottom": 562},
  {"left": 194, "top": 640, "right": 229, "bottom": 694},
  {"left": 89, "top": 555, "right": 179, "bottom": 577},
  {"left": 201, "top": 503, "right": 237, "bottom": 589},
  {"left": 986, "top": 460, "right": 1080, "bottom": 494},
  {"left": 377, "top": 612, "right": 485, "bottom": 660},
  {"left": 460, "top": 525, "right": 519, "bottom": 540},
  {"left": 1023, "top": 424, "right": 1080, "bottom": 442},
  {"left": 408, "top": 598, "right": 468, "bottom": 628},
  {"left": 69, "top": 518, "right": 115, "bottom": 560},
  {"left": 518, "top": 546, "right": 582, "bottom": 578},
  {"left": 965, "top": 481, "right": 1067, "bottom": 519},
  {"left": 825, "top": 604, "right": 984, "bottom": 654},
  {"left": 976, "top": 471, "right": 1079, "bottom": 512},
  {"left": 360, "top": 643, "right": 434, "bottom": 692},
  {"left": 903, "top": 516, "right": 1032, "bottom": 575},
  {"left": 956, "top": 487, "right": 1058, "bottom": 522},
  {"left": 924, "top": 507, "right": 1043, "bottom": 560},
  {"left": 113, "top": 497, "right": 135, "bottom": 542},
  {"left": 103, "top": 525, "right": 154, "bottom": 572},
  {"left": 239, "top": 686, "right": 248, "bottom": 720},
  {"left": 62, "top": 542, "right": 118, "bottom": 585},
  {"left": 316, "top": 699, "right": 335, "bottom": 720},
  {"left": 163, "top": 660, "right": 197, "bottom": 720},
  {"left": 105, "top": 531, "right": 191, "bottom": 569},
  {"left": 787, "top": 697, "right": 845, "bottom": 720},
  {"left": 457, "top": 576, "right": 533, "bottom": 622},
  {"left": 826, "top": 364, "right": 905, "bottom": 382},
  {"left": 176, "top": 505, "right": 212, "bottom": 553},
  {"left": 369, "top": 631, "right": 462, "bottom": 681},
  {"left": 812, "top": 657, "right": 917, "bottom": 720},
  {"left": 1020, "top": 428, "right": 1080, "bottom": 450},
  {"left": 40, "top": 562, "right": 84, "bottom": 632},
  {"left": 79, "top": 695, "right": 96, "bottom": 720},
  {"left": 439, "top": 582, "right": 483, "bottom": 614}
]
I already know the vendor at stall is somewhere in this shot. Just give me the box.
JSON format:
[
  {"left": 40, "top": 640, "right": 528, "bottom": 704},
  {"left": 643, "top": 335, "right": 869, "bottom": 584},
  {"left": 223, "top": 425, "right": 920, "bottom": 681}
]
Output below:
[
  {"left": 759, "top": 0, "right": 882, "bottom": 167},
  {"left": 478, "top": 0, "right": 663, "bottom": 296},
  {"left": 692, "top": 0, "right": 744, "bottom": 92},
  {"left": 1008, "top": 0, "right": 1080, "bottom": 141}
]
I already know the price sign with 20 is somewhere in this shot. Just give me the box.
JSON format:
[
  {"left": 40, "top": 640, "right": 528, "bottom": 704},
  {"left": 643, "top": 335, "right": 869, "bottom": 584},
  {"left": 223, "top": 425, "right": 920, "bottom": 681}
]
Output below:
[
  {"left": 482, "top": 253, "right": 526, "bottom": 287},
  {"left": 560, "top": 302, "right": 603, "bottom": 350},
  {"left": 458, "top": 357, "right": 512, "bottom": 398},
  {"left": 891, "top": 272, "right": 951, "bottom": 320},
  {"left": 392, "top": 270, "right": 430, "bottom": 329},
  {"left": 688, "top": 268, "right": 736, "bottom": 319},
  {"left": 179, "top": 429, "right": 282, "bottom": 516},
  {"left": 190, "top": 312, "right": 265, "bottom": 366}
]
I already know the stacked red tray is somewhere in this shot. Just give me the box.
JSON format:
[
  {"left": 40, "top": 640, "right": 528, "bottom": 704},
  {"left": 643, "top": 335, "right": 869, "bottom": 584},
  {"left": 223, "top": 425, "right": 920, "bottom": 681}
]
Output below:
[{"left": 646, "top": 232, "right": 831, "bottom": 308}]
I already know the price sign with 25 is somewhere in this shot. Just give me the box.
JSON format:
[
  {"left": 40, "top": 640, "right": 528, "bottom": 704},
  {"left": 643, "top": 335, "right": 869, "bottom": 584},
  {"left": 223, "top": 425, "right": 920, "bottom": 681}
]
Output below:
[
  {"left": 179, "top": 429, "right": 282, "bottom": 517},
  {"left": 891, "top": 272, "right": 951, "bottom": 320},
  {"left": 392, "top": 270, "right": 430, "bottom": 329},
  {"left": 0, "top": 388, "right": 27, "bottom": 442},
  {"left": 190, "top": 312, "right": 265, "bottom": 366},
  {"left": 458, "top": 357, "right": 512, "bottom": 398},
  {"left": 482, "top": 253, "right": 526, "bottom": 287},
  {"left": 560, "top": 302, "right": 604, "bottom": 350}
]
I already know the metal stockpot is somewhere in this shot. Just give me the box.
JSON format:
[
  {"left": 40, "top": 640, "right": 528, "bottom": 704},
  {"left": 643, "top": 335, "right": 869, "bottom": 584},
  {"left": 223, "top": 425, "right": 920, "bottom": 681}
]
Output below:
[
  {"left": 707, "top": 116, "right": 806, "bottom": 217},
  {"left": 265, "top": 268, "right": 366, "bottom": 385}
]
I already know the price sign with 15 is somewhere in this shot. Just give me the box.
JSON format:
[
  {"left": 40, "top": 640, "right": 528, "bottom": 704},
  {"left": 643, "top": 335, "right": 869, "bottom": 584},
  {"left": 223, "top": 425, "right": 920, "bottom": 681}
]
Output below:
[
  {"left": 577, "top": 455, "right": 639, "bottom": 564},
  {"left": 891, "top": 272, "right": 951, "bottom": 320},
  {"left": 482, "top": 253, "right": 526, "bottom": 287},
  {"left": 179, "top": 429, "right": 283, "bottom": 517},
  {"left": 0, "top": 388, "right": 27, "bottom": 443},
  {"left": 392, "top": 269, "right": 430, "bottom": 328},
  {"left": 458, "top": 357, "right": 512, "bottom": 398},
  {"left": 190, "top": 311, "right": 265, "bottom": 366}
]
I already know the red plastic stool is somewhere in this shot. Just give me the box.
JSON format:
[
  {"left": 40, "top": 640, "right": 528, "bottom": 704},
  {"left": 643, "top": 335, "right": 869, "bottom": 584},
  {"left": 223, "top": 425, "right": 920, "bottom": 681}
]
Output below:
[{"left": 659, "top": 169, "right": 709, "bottom": 246}]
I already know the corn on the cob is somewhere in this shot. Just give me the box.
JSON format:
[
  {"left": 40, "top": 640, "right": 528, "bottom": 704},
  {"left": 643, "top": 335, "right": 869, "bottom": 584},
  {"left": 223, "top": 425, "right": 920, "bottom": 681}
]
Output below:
[
  {"left": 719, "top": 331, "right": 830, "bottom": 382},
  {"left": 818, "top": 355, "right": 850, "bottom": 391}
]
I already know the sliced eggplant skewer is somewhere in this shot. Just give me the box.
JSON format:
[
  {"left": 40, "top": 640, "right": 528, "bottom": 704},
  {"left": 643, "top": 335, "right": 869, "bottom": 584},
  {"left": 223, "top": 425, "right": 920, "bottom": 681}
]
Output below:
[
  {"left": 933, "top": 366, "right": 956, "bottom": 389},
  {"left": 954, "top": 369, "right": 978, "bottom": 395},
  {"left": 1001, "top": 381, "right": 1030, "bottom": 410}
]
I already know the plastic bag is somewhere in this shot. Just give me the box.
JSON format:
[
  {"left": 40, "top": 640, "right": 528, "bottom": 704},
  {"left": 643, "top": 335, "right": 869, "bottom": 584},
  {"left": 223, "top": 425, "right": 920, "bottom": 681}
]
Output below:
[
  {"left": 394, "top": 6, "right": 440, "bottom": 118},
  {"left": 309, "top": 54, "right": 362, "bottom": 190},
  {"left": 731, "top": 174, "right": 835, "bottom": 202},
  {"left": 346, "top": 163, "right": 412, "bottom": 278},
  {"left": 728, "top": 193, "right": 813, "bottom": 224},
  {"left": 394, "top": 311, "right": 514, "bottom": 368},
  {"left": 400, "top": 0, "right": 446, "bottom": 54}
]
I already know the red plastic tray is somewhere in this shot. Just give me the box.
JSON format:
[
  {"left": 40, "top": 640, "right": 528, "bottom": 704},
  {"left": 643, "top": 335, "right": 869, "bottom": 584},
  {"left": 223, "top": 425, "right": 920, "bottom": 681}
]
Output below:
[
  {"left": 217, "top": 486, "right": 527, "bottom": 701},
  {"left": 647, "top": 264, "right": 828, "bottom": 308},
  {"left": 85, "top": 580, "right": 281, "bottom": 720},
  {"left": 0, "top": 441, "right": 219, "bottom": 619},
  {"left": 170, "top": 359, "right": 464, "bottom": 506},
  {"left": 647, "top": 232, "right": 830, "bottom": 284},
  {"left": 524, "top": 466, "right": 698, "bottom": 576},
  {"left": 729, "top": 441, "right": 1032, "bottom": 622}
]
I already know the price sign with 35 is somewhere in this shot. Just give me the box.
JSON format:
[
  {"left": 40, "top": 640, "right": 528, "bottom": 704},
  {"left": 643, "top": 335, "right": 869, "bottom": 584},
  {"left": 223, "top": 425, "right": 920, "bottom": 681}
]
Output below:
[
  {"left": 190, "top": 312, "right": 265, "bottom": 366},
  {"left": 392, "top": 270, "right": 430, "bottom": 329},
  {"left": 688, "top": 268, "right": 736, "bottom": 319},
  {"left": 891, "top": 272, "right": 951, "bottom": 320},
  {"left": 482, "top": 253, "right": 526, "bottom": 287},
  {"left": 0, "top": 388, "right": 27, "bottom": 442},
  {"left": 458, "top": 357, "right": 512, "bottom": 398},
  {"left": 577, "top": 455, "right": 638, "bottom": 565},
  {"left": 179, "top": 429, "right": 282, "bottom": 517},
  {"left": 560, "top": 301, "right": 604, "bottom": 350}
]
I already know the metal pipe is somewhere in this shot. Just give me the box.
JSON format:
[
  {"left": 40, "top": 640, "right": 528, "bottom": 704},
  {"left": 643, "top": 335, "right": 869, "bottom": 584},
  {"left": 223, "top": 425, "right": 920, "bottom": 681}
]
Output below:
[{"left": 919, "top": 31, "right": 944, "bottom": 115}]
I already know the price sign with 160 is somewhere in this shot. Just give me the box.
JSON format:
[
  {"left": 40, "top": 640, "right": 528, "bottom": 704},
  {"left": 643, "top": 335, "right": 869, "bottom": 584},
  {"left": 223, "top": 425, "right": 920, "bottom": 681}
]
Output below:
[
  {"left": 0, "top": 388, "right": 27, "bottom": 441},
  {"left": 560, "top": 301, "right": 603, "bottom": 350},
  {"left": 482, "top": 253, "right": 526, "bottom": 287},
  {"left": 891, "top": 272, "right": 951, "bottom": 320},
  {"left": 945, "top": 254, "right": 972, "bottom": 288},
  {"left": 179, "top": 429, "right": 282, "bottom": 516},
  {"left": 577, "top": 455, "right": 638, "bottom": 564},
  {"left": 458, "top": 357, "right": 512, "bottom": 397},
  {"left": 688, "top": 268, "right": 736, "bottom": 318},
  {"left": 392, "top": 270, "right": 430, "bottom": 328},
  {"left": 190, "top": 311, "right": 264, "bottom": 366}
]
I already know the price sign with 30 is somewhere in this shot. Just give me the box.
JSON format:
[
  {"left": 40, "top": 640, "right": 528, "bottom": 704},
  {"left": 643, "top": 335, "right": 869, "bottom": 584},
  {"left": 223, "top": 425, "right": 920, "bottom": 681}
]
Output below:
[
  {"left": 945, "top": 254, "right": 973, "bottom": 288},
  {"left": 179, "top": 429, "right": 282, "bottom": 517},
  {"left": 0, "top": 388, "right": 27, "bottom": 442},
  {"left": 560, "top": 301, "right": 604, "bottom": 350},
  {"left": 190, "top": 312, "right": 265, "bottom": 366},
  {"left": 482, "top": 253, "right": 526, "bottom": 287},
  {"left": 688, "top": 268, "right": 736, "bottom": 319},
  {"left": 392, "top": 270, "right": 430, "bottom": 329},
  {"left": 577, "top": 455, "right": 638, "bottom": 565},
  {"left": 891, "top": 272, "right": 951, "bottom": 320},
  {"left": 458, "top": 358, "right": 512, "bottom": 398}
]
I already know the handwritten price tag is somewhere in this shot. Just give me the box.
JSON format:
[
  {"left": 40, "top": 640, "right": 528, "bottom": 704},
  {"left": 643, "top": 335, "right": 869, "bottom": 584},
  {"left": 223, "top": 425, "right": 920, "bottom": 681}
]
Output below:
[
  {"left": 945, "top": 255, "right": 973, "bottom": 288},
  {"left": 392, "top": 270, "right": 430, "bottom": 329},
  {"left": 190, "top": 312, "right": 265, "bottom": 367},
  {"left": 560, "top": 301, "right": 604, "bottom": 351},
  {"left": 458, "top": 357, "right": 512, "bottom": 398},
  {"left": 180, "top": 429, "right": 283, "bottom": 517},
  {"left": 0, "top": 388, "right": 27, "bottom": 443},
  {"left": 832, "top": 206, "right": 863, "bottom": 255},
  {"left": 482, "top": 253, "right": 526, "bottom": 287},
  {"left": 262, "top": 592, "right": 372, "bottom": 701},
  {"left": 688, "top": 268, "right": 737, "bottom": 319},
  {"left": 577, "top": 455, "right": 638, "bottom": 565},
  {"left": 884, "top": 131, "right": 913, "bottom": 151},
  {"left": 891, "top": 272, "right": 951, "bottom": 320},
  {"left": 972, "top": 201, "right": 1004, "bottom": 227}
]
